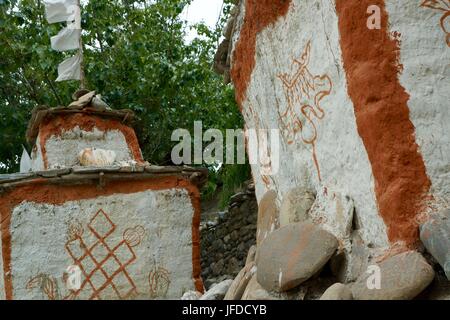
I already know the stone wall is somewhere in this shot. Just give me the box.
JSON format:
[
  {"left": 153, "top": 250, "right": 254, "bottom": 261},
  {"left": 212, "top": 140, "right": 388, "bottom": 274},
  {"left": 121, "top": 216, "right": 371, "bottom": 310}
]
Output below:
[{"left": 200, "top": 185, "right": 257, "bottom": 289}]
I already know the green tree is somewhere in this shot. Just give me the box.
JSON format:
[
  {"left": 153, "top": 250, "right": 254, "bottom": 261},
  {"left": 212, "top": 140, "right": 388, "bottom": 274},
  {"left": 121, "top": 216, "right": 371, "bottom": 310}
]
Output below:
[{"left": 0, "top": 0, "right": 249, "bottom": 204}]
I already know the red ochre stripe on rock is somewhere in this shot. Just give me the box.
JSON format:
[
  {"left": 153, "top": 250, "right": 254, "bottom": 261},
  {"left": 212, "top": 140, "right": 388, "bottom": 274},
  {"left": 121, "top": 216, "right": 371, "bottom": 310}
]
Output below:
[
  {"left": 0, "top": 177, "right": 203, "bottom": 299},
  {"left": 231, "top": 0, "right": 292, "bottom": 106},
  {"left": 335, "top": 0, "right": 431, "bottom": 247}
]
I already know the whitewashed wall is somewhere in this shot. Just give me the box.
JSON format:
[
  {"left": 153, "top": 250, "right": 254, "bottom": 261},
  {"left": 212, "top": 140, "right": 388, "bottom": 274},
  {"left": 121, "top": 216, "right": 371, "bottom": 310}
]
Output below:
[
  {"left": 3, "top": 188, "right": 197, "bottom": 300},
  {"left": 234, "top": 0, "right": 387, "bottom": 247},
  {"left": 31, "top": 127, "right": 135, "bottom": 171},
  {"left": 0, "top": 230, "right": 4, "bottom": 301},
  {"left": 231, "top": 0, "right": 449, "bottom": 248},
  {"left": 386, "top": 0, "right": 450, "bottom": 207}
]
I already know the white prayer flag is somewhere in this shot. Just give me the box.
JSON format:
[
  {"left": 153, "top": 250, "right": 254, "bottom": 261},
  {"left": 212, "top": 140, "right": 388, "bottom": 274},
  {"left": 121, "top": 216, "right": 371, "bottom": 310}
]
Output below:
[
  {"left": 45, "top": 0, "right": 84, "bottom": 83},
  {"left": 56, "top": 53, "right": 81, "bottom": 82},
  {"left": 51, "top": 23, "right": 81, "bottom": 51},
  {"left": 20, "top": 145, "right": 31, "bottom": 173},
  {"left": 44, "top": 0, "right": 78, "bottom": 24}
]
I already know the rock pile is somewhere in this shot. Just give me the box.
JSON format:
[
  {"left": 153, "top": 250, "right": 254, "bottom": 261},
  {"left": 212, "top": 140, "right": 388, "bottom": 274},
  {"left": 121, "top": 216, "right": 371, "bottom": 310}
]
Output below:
[
  {"left": 182, "top": 188, "right": 450, "bottom": 300},
  {"left": 213, "top": 188, "right": 446, "bottom": 300}
]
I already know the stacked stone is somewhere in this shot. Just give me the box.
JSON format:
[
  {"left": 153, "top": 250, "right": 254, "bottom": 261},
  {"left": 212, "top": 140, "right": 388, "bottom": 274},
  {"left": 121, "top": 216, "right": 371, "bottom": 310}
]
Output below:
[
  {"left": 200, "top": 184, "right": 258, "bottom": 289},
  {"left": 219, "top": 188, "right": 447, "bottom": 300}
]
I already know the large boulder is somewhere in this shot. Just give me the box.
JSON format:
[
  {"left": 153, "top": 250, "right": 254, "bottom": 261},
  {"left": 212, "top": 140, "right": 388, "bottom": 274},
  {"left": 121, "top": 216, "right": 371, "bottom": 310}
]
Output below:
[
  {"left": 181, "top": 291, "right": 202, "bottom": 300},
  {"left": 279, "top": 187, "right": 315, "bottom": 227},
  {"left": 245, "top": 245, "right": 257, "bottom": 265},
  {"left": 241, "top": 275, "right": 286, "bottom": 300},
  {"left": 200, "top": 280, "right": 233, "bottom": 300},
  {"left": 320, "top": 283, "right": 353, "bottom": 300},
  {"left": 351, "top": 251, "right": 435, "bottom": 300},
  {"left": 224, "top": 262, "right": 256, "bottom": 300},
  {"left": 256, "top": 190, "right": 280, "bottom": 245},
  {"left": 330, "top": 230, "right": 371, "bottom": 283},
  {"left": 420, "top": 209, "right": 450, "bottom": 280},
  {"left": 256, "top": 222, "right": 338, "bottom": 292}
]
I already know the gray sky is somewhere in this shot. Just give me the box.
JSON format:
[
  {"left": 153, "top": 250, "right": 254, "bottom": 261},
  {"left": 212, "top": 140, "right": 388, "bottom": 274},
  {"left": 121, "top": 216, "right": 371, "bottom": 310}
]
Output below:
[{"left": 182, "top": 0, "right": 223, "bottom": 41}]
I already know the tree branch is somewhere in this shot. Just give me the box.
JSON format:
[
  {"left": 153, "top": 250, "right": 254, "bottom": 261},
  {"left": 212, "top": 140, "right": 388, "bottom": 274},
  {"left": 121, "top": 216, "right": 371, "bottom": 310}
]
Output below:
[{"left": 44, "top": 73, "right": 63, "bottom": 106}]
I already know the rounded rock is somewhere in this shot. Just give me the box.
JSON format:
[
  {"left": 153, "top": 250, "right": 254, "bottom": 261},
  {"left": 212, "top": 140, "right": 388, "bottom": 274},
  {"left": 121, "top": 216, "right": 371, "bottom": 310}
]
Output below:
[
  {"left": 351, "top": 251, "right": 435, "bottom": 300},
  {"left": 257, "top": 190, "right": 280, "bottom": 245},
  {"left": 256, "top": 222, "right": 338, "bottom": 292},
  {"left": 320, "top": 283, "right": 353, "bottom": 300}
]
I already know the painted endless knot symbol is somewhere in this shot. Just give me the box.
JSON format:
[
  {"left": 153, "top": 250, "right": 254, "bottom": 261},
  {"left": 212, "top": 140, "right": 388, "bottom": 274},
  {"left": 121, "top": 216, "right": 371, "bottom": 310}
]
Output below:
[{"left": 64, "top": 209, "right": 145, "bottom": 300}]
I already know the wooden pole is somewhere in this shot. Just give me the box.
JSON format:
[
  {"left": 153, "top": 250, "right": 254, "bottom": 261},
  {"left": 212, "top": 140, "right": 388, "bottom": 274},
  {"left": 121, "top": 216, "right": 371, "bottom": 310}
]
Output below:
[{"left": 76, "top": 0, "right": 86, "bottom": 89}]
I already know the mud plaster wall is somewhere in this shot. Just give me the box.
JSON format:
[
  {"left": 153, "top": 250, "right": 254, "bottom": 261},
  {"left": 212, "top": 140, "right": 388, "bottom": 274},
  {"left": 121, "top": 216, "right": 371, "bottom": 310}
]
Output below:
[
  {"left": 0, "top": 228, "right": 3, "bottom": 300},
  {"left": 31, "top": 114, "right": 144, "bottom": 170},
  {"left": 0, "top": 178, "right": 202, "bottom": 300},
  {"left": 32, "top": 129, "right": 133, "bottom": 170},
  {"left": 230, "top": 0, "right": 449, "bottom": 248}
]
